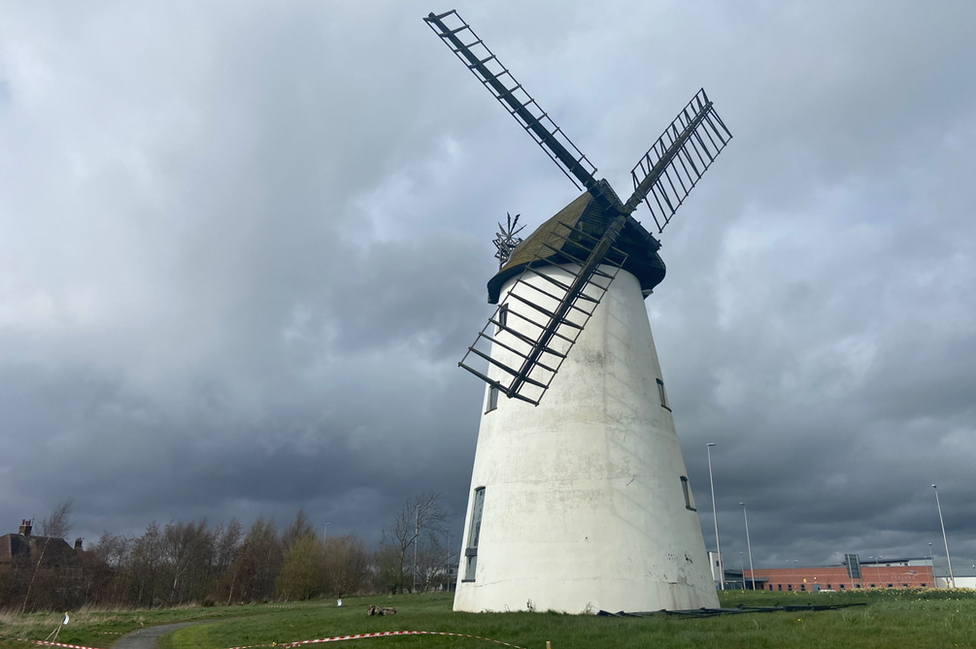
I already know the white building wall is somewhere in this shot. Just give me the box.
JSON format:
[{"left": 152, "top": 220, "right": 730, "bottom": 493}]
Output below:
[{"left": 454, "top": 265, "right": 719, "bottom": 613}]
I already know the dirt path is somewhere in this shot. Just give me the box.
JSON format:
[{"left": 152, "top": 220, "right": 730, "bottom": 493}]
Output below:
[{"left": 110, "top": 622, "right": 201, "bottom": 649}]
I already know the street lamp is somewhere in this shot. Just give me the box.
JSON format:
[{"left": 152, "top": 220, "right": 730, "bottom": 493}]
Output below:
[
  {"left": 928, "top": 543, "right": 936, "bottom": 583},
  {"left": 739, "top": 552, "right": 744, "bottom": 588},
  {"left": 706, "top": 443, "right": 724, "bottom": 589},
  {"left": 740, "top": 502, "right": 756, "bottom": 590},
  {"left": 790, "top": 559, "right": 797, "bottom": 579},
  {"left": 877, "top": 556, "right": 883, "bottom": 586},
  {"left": 932, "top": 484, "right": 956, "bottom": 588}
]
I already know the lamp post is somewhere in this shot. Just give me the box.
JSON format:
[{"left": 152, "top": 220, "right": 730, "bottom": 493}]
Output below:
[
  {"left": 932, "top": 484, "right": 955, "bottom": 588},
  {"left": 739, "top": 502, "right": 756, "bottom": 590},
  {"left": 877, "top": 556, "right": 883, "bottom": 586},
  {"left": 324, "top": 523, "right": 330, "bottom": 542},
  {"left": 739, "top": 552, "right": 744, "bottom": 588},
  {"left": 928, "top": 543, "right": 935, "bottom": 584},
  {"left": 706, "top": 443, "right": 724, "bottom": 589},
  {"left": 790, "top": 559, "right": 797, "bottom": 579}
]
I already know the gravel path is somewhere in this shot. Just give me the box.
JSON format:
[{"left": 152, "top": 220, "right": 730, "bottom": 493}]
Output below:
[{"left": 110, "top": 622, "right": 201, "bottom": 649}]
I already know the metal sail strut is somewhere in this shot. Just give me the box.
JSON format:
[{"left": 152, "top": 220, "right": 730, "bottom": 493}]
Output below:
[
  {"left": 424, "top": 10, "right": 599, "bottom": 192},
  {"left": 625, "top": 88, "right": 732, "bottom": 232},
  {"left": 458, "top": 217, "right": 629, "bottom": 405}
]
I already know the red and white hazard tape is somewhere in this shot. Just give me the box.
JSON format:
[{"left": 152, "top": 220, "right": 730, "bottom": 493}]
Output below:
[
  {"left": 2, "top": 629, "right": 525, "bottom": 649},
  {"left": 282, "top": 630, "right": 524, "bottom": 648},
  {"left": 221, "top": 630, "right": 525, "bottom": 649},
  {"left": 6, "top": 639, "right": 103, "bottom": 649}
]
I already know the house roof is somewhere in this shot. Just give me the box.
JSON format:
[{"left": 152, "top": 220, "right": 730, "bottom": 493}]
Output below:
[
  {"left": 486, "top": 190, "right": 667, "bottom": 304},
  {"left": 0, "top": 533, "right": 74, "bottom": 565}
]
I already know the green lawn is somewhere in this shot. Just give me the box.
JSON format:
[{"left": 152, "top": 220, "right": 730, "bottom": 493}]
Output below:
[{"left": 2, "top": 590, "right": 974, "bottom": 649}]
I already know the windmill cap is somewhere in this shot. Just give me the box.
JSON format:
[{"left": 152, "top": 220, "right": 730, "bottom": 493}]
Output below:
[{"left": 486, "top": 191, "right": 666, "bottom": 304}]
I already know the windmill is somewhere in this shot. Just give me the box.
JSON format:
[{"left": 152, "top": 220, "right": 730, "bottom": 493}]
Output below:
[{"left": 425, "top": 10, "right": 732, "bottom": 613}]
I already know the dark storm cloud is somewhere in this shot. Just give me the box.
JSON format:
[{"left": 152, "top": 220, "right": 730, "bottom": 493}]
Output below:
[{"left": 1, "top": 0, "right": 974, "bottom": 575}]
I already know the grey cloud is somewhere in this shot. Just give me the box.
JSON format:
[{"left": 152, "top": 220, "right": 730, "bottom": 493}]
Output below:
[{"left": 1, "top": 0, "right": 974, "bottom": 573}]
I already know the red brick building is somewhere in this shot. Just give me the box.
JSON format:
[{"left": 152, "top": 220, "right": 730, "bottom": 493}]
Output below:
[{"left": 749, "top": 559, "right": 934, "bottom": 591}]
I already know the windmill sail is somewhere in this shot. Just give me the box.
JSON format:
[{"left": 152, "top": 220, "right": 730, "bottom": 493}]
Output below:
[
  {"left": 424, "top": 10, "right": 598, "bottom": 192},
  {"left": 459, "top": 215, "right": 629, "bottom": 405},
  {"left": 427, "top": 10, "right": 731, "bottom": 404},
  {"left": 624, "top": 89, "right": 732, "bottom": 232}
]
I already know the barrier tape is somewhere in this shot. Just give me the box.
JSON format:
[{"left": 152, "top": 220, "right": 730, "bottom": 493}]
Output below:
[
  {"left": 3, "top": 628, "right": 526, "bottom": 649},
  {"left": 2, "top": 639, "right": 103, "bottom": 649},
  {"left": 280, "top": 630, "right": 524, "bottom": 649}
]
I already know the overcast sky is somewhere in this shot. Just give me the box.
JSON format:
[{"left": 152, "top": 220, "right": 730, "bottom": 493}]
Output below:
[{"left": 1, "top": 0, "right": 974, "bottom": 576}]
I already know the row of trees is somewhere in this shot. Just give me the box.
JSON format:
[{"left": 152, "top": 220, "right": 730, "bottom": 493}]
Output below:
[{"left": 0, "top": 494, "right": 456, "bottom": 612}]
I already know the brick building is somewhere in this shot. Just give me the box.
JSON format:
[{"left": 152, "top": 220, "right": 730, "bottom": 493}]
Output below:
[{"left": 749, "top": 558, "right": 934, "bottom": 591}]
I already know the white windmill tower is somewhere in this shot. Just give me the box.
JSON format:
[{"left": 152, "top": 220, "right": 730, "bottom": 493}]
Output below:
[{"left": 425, "top": 10, "right": 732, "bottom": 613}]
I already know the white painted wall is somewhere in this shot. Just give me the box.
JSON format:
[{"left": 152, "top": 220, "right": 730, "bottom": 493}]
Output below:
[
  {"left": 935, "top": 576, "right": 976, "bottom": 589},
  {"left": 454, "top": 265, "right": 719, "bottom": 613}
]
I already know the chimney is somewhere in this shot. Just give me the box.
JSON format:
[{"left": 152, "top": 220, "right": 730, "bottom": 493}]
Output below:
[
  {"left": 19, "top": 519, "right": 32, "bottom": 537},
  {"left": 74, "top": 538, "right": 83, "bottom": 551}
]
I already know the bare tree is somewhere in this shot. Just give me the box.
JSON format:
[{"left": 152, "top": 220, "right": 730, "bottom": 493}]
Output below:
[
  {"left": 323, "top": 534, "right": 369, "bottom": 597},
  {"left": 226, "top": 517, "right": 282, "bottom": 603},
  {"left": 89, "top": 532, "right": 132, "bottom": 605},
  {"left": 415, "top": 532, "right": 453, "bottom": 592},
  {"left": 130, "top": 522, "right": 165, "bottom": 607},
  {"left": 378, "top": 493, "right": 451, "bottom": 594},
  {"left": 281, "top": 508, "right": 316, "bottom": 552},
  {"left": 21, "top": 499, "right": 73, "bottom": 612},
  {"left": 162, "top": 520, "right": 216, "bottom": 604}
]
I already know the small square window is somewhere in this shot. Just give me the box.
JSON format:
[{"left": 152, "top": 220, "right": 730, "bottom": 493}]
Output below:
[
  {"left": 800, "top": 584, "right": 806, "bottom": 591},
  {"left": 777, "top": 584, "right": 782, "bottom": 591},
  {"left": 486, "top": 385, "right": 499, "bottom": 413},
  {"left": 839, "top": 584, "right": 845, "bottom": 590}
]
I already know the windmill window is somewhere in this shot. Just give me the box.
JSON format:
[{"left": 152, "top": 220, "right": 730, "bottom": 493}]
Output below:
[
  {"left": 463, "top": 487, "right": 486, "bottom": 582},
  {"left": 680, "top": 476, "right": 696, "bottom": 511},
  {"left": 496, "top": 304, "right": 508, "bottom": 330},
  {"left": 486, "top": 386, "right": 499, "bottom": 413},
  {"left": 656, "top": 379, "right": 671, "bottom": 411}
]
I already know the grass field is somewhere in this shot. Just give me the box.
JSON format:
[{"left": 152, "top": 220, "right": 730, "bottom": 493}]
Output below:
[{"left": 1, "top": 589, "right": 974, "bottom": 649}]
